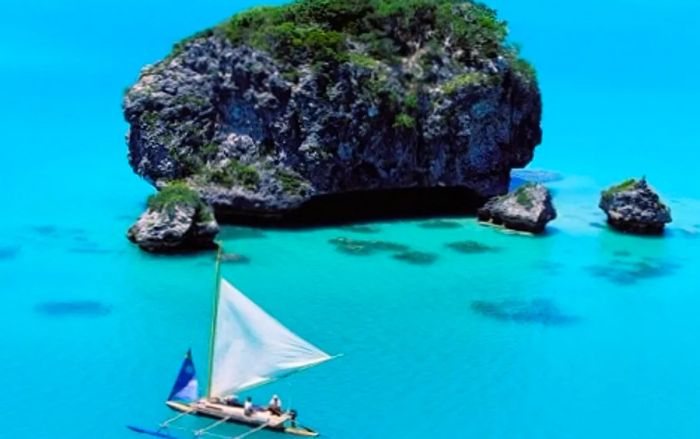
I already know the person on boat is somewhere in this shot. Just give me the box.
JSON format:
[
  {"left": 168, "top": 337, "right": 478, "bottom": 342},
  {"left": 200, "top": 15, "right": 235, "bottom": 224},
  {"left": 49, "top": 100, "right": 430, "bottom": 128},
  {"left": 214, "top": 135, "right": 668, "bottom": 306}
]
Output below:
[
  {"left": 243, "top": 396, "right": 254, "bottom": 416},
  {"left": 267, "top": 394, "right": 283, "bottom": 416},
  {"left": 223, "top": 395, "right": 240, "bottom": 407}
]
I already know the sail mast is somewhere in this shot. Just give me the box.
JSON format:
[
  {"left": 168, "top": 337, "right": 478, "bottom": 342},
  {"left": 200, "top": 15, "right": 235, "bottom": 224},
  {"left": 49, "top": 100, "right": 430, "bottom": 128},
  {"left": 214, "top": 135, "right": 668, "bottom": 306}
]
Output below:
[{"left": 206, "top": 242, "right": 223, "bottom": 398}]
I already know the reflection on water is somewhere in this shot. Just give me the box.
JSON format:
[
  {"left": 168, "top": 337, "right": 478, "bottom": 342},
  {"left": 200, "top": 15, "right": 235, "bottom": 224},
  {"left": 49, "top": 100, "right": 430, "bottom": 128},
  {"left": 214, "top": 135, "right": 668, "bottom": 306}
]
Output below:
[{"left": 471, "top": 299, "right": 579, "bottom": 326}]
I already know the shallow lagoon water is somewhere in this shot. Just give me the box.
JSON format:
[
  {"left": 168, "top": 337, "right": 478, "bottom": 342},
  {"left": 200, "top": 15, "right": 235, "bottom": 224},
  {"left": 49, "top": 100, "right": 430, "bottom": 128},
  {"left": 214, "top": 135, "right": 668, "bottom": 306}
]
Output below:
[{"left": 1, "top": 0, "right": 699, "bottom": 438}]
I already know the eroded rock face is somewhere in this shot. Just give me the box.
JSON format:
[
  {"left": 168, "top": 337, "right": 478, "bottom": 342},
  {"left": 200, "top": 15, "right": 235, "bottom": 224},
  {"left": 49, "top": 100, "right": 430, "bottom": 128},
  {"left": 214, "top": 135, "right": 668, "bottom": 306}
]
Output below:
[
  {"left": 127, "top": 204, "right": 219, "bottom": 252},
  {"left": 123, "top": 34, "right": 542, "bottom": 220},
  {"left": 477, "top": 183, "right": 556, "bottom": 233},
  {"left": 599, "top": 179, "right": 672, "bottom": 235}
]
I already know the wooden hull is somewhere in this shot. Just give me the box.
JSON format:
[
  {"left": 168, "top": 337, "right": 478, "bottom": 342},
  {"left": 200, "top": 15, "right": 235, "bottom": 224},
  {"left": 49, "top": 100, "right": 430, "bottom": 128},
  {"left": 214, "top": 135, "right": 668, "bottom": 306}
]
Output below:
[{"left": 166, "top": 400, "right": 319, "bottom": 437}]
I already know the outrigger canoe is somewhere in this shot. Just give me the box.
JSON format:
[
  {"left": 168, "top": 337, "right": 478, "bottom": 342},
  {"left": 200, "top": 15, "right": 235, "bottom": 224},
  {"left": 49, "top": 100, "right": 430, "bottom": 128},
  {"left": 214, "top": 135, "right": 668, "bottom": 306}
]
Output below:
[
  {"left": 128, "top": 245, "right": 339, "bottom": 438},
  {"left": 166, "top": 400, "right": 319, "bottom": 437}
]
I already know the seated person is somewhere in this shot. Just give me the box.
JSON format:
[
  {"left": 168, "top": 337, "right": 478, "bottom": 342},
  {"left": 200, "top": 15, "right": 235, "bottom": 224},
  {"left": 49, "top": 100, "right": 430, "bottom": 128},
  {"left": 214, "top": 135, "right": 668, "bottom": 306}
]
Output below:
[
  {"left": 243, "top": 396, "right": 254, "bottom": 416},
  {"left": 267, "top": 394, "right": 283, "bottom": 416},
  {"left": 222, "top": 395, "right": 240, "bottom": 407}
]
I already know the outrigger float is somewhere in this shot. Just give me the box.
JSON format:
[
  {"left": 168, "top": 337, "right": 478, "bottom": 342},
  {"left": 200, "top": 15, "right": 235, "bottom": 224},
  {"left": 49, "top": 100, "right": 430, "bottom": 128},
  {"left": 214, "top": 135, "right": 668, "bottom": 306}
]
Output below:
[{"left": 128, "top": 245, "right": 340, "bottom": 438}]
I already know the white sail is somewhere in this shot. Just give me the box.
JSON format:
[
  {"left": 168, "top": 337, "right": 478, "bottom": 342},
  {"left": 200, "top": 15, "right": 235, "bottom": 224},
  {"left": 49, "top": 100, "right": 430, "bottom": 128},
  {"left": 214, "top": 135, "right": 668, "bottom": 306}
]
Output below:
[{"left": 209, "top": 278, "right": 332, "bottom": 398}]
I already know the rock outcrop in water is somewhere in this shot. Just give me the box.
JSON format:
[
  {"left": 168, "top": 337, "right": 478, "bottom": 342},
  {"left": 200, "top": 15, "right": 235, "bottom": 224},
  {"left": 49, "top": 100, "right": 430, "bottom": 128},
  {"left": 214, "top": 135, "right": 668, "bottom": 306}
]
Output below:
[
  {"left": 477, "top": 183, "right": 556, "bottom": 233},
  {"left": 599, "top": 178, "right": 672, "bottom": 235},
  {"left": 128, "top": 183, "right": 219, "bottom": 252},
  {"left": 123, "top": 0, "right": 542, "bottom": 225}
]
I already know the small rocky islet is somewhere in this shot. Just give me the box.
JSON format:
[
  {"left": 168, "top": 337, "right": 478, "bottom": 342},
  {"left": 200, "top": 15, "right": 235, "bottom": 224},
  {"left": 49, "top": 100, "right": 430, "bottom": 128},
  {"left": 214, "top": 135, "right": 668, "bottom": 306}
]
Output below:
[
  {"left": 599, "top": 178, "right": 672, "bottom": 235},
  {"left": 127, "top": 183, "right": 219, "bottom": 252},
  {"left": 477, "top": 183, "right": 557, "bottom": 234}
]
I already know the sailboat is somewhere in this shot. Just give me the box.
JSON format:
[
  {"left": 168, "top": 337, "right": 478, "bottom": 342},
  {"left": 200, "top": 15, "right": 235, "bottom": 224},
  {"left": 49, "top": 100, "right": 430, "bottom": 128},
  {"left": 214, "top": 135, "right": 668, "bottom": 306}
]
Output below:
[{"left": 128, "top": 246, "right": 338, "bottom": 438}]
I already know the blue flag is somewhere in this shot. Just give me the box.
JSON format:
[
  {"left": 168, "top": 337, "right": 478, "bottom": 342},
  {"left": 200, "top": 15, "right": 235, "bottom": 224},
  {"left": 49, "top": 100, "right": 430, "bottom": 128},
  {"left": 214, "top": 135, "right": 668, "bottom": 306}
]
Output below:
[{"left": 168, "top": 349, "right": 199, "bottom": 402}]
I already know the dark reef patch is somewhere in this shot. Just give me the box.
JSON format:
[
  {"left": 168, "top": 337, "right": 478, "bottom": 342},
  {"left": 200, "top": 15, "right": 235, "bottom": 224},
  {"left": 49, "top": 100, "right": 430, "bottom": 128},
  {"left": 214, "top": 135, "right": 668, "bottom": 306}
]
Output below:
[
  {"left": 418, "top": 220, "right": 463, "bottom": 229},
  {"left": 340, "top": 225, "right": 382, "bottom": 234},
  {"left": 328, "top": 237, "right": 409, "bottom": 255},
  {"left": 32, "top": 225, "right": 59, "bottom": 236},
  {"left": 68, "top": 247, "right": 115, "bottom": 255},
  {"left": 471, "top": 299, "right": 579, "bottom": 325},
  {"left": 329, "top": 237, "right": 409, "bottom": 256},
  {"left": 586, "top": 258, "right": 679, "bottom": 285},
  {"left": 68, "top": 240, "right": 115, "bottom": 255},
  {"left": 533, "top": 261, "right": 563, "bottom": 275},
  {"left": 116, "top": 214, "right": 137, "bottom": 221},
  {"left": 220, "top": 253, "right": 251, "bottom": 264},
  {"left": 446, "top": 240, "right": 499, "bottom": 254},
  {"left": 392, "top": 250, "right": 438, "bottom": 265},
  {"left": 0, "top": 246, "right": 20, "bottom": 260},
  {"left": 613, "top": 250, "right": 633, "bottom": 257},
  {"left": 31, "top": 225, "right": 87, "bottom": 239},
  {"left": 218, "top": 227, "right": 266, "bottom": 240},
  {"left": 35, "top": 300, "right": 112, "bottom": 317}
]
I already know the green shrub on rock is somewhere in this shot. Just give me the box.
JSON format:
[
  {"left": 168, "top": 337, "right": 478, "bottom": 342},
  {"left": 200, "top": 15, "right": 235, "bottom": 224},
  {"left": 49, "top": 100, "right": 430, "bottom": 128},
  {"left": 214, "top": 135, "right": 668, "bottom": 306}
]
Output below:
[
  {"left": 210, "top": 0, "right": 517, "bottom": 73},
  {"left": 602, "top": 178, "right": 638, "bottom": 202},
  {"left": 147, "top": 181, "right": 205, "bottom": 213},
  {"left": 394, "top": 113, "right": 416, "bottom": 129},
  {"left": 207, "top": 161, "right": 261, "bottom": 190}
]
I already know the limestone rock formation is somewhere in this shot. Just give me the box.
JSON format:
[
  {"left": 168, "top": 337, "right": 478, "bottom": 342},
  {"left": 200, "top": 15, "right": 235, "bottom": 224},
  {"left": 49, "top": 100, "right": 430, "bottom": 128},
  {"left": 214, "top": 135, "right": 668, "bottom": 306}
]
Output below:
[
  {"left": 128, "top": 183, "right": 219, "bottom": 252},
  {"left": 477, "top": 183, "right": 556, "bottom": 233},
  {"left": 122, "top": 0, "right": 542, "bottom": 222}
]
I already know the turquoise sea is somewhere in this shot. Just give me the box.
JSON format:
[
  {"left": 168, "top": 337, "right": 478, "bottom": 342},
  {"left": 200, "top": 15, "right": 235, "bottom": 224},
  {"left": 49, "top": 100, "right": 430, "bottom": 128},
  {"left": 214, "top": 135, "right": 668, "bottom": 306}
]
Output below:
[{"left": 1, "top": 1, "right": 699, "bottom": 438}]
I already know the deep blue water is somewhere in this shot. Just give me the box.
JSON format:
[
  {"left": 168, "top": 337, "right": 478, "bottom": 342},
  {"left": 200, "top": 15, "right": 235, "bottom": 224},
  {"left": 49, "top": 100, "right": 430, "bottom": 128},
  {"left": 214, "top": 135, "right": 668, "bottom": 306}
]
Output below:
[{"left": 1, "top": 1, "right": 699, "bottom": 438}]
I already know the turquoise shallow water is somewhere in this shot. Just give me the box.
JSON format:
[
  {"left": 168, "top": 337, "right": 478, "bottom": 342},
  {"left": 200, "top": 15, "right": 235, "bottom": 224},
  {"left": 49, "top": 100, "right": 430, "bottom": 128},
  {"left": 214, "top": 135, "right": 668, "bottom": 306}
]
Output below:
[{"left": 1, "top": 0, "right": 700, "bottom": 438}]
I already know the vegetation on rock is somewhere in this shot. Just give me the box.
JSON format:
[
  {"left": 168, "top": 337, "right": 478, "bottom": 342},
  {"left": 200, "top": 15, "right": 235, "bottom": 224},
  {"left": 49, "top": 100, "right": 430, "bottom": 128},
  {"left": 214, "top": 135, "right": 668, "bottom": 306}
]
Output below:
[
  {"left": 179, "top": 0, "right": 533, "bottom": 83},
  {"left": 601, "top": 178, "right": 638, "bottom": 201},
  {"left": 147, "top": 181, "right": 201, "bottom": 211},
  {"left": 276, "top": 169, "right": 309, "bottom": 195},
  {"left": 147, "top": 181, "right": 213, "bottom": 222},
  {"left": 206, "top": 161, "right": 261, "bottom": 190},
  {"left": 514, "top": 183, "right": 535, "bottom": 208},
  {"left": 443, "top": 72, "right": 496, "bottom": 94}
]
